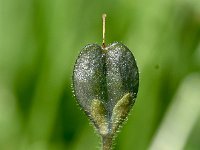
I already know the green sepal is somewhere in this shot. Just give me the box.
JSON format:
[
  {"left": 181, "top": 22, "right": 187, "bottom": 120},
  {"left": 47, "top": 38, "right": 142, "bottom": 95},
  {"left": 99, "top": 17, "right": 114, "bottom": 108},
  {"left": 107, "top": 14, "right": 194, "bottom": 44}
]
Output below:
[
  {"left": 91, "top": 99, "right": 108, "bottom": 135},
  {"left": 111, "top": 93, "right": 133, "bottom": 133}
]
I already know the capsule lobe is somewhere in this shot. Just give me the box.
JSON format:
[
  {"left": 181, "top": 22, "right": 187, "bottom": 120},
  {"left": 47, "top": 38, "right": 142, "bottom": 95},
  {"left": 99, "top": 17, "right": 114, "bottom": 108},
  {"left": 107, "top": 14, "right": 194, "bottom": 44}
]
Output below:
[
  {"left": 73, "top": 44, "right": 107, "bottom": 112},
  {"left": 105, "top": 42, "right": 139, "bottom": 112}
]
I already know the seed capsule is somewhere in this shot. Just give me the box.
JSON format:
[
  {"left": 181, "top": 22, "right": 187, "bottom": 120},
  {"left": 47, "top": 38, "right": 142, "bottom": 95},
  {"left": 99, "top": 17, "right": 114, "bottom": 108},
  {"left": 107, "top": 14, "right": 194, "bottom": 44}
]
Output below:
[{"left": 72, "top": 42, "right": 139, "bottom": 136}]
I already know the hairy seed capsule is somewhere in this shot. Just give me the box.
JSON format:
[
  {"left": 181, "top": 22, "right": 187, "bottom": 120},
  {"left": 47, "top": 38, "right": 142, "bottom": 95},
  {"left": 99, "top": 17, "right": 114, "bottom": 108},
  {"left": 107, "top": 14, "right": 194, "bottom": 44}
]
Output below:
[{"left": 72, "top": 42, "right": 139, "bottom": 137}]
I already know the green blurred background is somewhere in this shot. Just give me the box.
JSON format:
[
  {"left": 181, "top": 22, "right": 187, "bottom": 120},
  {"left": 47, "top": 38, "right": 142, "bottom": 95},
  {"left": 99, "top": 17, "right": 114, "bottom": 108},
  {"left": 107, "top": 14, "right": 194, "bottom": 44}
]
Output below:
[{"left": 1, "top": 0, "right": 200, "bottom": 149}]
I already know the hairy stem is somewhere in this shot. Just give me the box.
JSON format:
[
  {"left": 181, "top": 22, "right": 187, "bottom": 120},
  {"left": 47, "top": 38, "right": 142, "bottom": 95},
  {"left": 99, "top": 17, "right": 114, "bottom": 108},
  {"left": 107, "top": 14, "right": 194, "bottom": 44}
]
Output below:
[{"left": 102, "top": 135, "right": 113, "bottom": 150}]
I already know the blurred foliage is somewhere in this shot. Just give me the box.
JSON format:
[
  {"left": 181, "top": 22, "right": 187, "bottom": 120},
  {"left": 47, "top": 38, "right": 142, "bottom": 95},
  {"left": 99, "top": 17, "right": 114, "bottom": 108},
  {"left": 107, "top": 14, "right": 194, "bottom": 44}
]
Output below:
[{"left": 0, "top": 0, "right": 200, "bottom": 150}]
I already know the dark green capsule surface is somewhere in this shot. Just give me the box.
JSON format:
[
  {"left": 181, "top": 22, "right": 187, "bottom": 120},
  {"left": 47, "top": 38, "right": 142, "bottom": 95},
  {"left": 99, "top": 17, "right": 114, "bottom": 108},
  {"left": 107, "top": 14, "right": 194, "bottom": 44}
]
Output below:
[{"left": 72, "top": 42, "right": 139, "bottom": 135}]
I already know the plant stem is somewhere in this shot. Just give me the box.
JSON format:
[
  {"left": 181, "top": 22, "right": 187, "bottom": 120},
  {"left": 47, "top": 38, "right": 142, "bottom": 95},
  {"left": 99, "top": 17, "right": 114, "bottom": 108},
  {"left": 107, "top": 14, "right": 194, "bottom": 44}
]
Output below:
[{"left": 102, "top": 135, "right": 113, "bottom": 150}]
